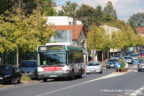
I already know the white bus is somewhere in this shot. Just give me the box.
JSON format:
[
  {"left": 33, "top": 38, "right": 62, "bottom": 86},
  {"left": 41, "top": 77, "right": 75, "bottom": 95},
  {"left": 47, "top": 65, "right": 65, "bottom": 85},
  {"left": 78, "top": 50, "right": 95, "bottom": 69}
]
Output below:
[{"left": 37, "top": 43, "right": 85, "bottom": 82}]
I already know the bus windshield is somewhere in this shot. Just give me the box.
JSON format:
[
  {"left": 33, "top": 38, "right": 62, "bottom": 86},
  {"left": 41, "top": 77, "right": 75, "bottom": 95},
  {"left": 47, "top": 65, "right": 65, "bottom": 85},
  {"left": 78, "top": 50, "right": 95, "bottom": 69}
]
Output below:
[{"left": 39, "top": 52, "right": 66, "bottom": 66}]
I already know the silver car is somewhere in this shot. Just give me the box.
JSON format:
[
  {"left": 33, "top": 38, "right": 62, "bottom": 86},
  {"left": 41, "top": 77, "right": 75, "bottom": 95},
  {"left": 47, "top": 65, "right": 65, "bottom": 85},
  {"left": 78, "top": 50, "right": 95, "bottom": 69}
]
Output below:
[
  {"left": 86, "top": 62, "right": 102, "bottom": 74},
  {"left": 131, "top": 53, "right": 140, "bottom": 60},
  {"left": 123, "top": 56, "right": 133, "bottom": 64},
  {"left": 138, "top": 58, "right": 144, "bottom": 72}
]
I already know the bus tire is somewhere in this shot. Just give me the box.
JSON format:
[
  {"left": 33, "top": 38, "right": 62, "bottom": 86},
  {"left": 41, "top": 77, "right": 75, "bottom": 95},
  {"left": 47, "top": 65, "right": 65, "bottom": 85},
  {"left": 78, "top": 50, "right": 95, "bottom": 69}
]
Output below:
[
  {"left": 78, "top": 74, "right": 82, "bottom": 78},
  {"left": 70, "top": 70, "right": 75, "bottom": 80},
  {"left": 43, "top": 78, "right": 47, "bottom": 82},
  {"left": 78, "top": 69, "right": 83, "bottom": 78}
]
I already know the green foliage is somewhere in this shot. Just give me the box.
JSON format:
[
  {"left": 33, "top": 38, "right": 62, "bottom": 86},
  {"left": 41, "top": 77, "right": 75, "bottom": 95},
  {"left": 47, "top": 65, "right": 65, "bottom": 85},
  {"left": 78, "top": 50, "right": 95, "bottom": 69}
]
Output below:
[
  {"left": 0, "top": 0, "right": 14, "bottom": 14},
  {"left": 94, "top": 5, "right": 103, "bottom": 26},
  {"left": 39, "top": 0, "right": 56, "bottom": 16},
  {"left": 75, "top": 4, "right": 96, "bottom": 28},
  {"left": 0, "top": 0, "right": 37, "bottom": 15},
  {"left": 103, "top": 1, "right": 117, "bottom": 22},
  {"left": 0, "top": 9, "right": 55, "bottom": 53},
  {"left": 21, "top": 74, "right": 33, "bottom": 82},
  {"left": 58, "top": 1, "right": 78, "bottom": 17},
  {"left": 120, "top": 60, "right": 125, "bottom": 69},
  {"left": 128, "top": 12, "right": 144, "bottom": 27},
  {"left": 104, "top": 20, "right": 126, "bottom": 29},
  {"left": 87, "top": 25, "right": 110, "bottom": 52},
  {"left": 0, "top": 8, "right": 55, "bottom": 66}
]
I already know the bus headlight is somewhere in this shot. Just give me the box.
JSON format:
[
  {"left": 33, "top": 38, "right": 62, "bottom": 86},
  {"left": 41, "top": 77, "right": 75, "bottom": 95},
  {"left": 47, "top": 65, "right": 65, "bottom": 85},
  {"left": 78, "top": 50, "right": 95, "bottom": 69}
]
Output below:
[
  {"left": 62, "top": 66, "right": 71, "bottom": 73},
  {"left": 37, "top": 67, "right": 44, "bottom": 72}
]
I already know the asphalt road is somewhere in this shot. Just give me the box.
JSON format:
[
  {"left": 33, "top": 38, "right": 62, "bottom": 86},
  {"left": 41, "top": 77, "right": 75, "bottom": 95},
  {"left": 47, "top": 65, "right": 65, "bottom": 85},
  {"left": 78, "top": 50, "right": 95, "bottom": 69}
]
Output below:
[{"left": 0, "top": 65, "right": 144, "bottom": 96}]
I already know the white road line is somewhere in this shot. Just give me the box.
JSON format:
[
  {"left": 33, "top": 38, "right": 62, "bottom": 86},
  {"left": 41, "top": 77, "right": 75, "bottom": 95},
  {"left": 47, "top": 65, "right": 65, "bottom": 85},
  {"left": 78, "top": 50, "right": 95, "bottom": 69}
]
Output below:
[
  {"left": 131, "top": 85, "right": 144, "bottom": 96},
  {"left": 37, "top": 72, "right": 128, "bottom": 96}
]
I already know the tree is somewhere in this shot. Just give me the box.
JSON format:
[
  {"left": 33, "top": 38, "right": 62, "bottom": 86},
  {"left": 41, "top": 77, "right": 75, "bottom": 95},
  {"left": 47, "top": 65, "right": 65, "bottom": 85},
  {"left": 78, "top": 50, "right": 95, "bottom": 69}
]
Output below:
[
  {"left": 58, "top": 1, "right": 78, "bottom": 17},
  {"left": 0, "top": 9, "right": 55, "bottom": 66},
  {"left": 87, "top": 24, "right": 110, "bottom": 61},
  {"left": 87, "top": 24, "right": 109, "bottom": 52},
  {"left": 39, "top": 0, "right": 56, "bottom": 16},
  {"left": 0, "top": 0, "right": 37, "bottom": 14},
  {"left": 94, "top": 5, "right": 103, "bottom": 26},
  {"left": 128, "top": 12, "right": 144, "bottom": 33},
  {"left": 76, "top": 4, "right": 96, "bottom": 28},
  {"left": 103, "top": 1, "right": 117, "bottom": 22}
]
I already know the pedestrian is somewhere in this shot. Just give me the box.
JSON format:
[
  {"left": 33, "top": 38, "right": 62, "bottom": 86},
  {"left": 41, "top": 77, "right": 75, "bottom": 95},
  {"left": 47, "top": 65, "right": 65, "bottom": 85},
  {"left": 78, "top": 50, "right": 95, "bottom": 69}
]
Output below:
[
  {"left": 0, "top": 57, "right": 1, "bottom": 64},
  {"left": 125, "top": 62, "right": 128, "bottom": 72}
]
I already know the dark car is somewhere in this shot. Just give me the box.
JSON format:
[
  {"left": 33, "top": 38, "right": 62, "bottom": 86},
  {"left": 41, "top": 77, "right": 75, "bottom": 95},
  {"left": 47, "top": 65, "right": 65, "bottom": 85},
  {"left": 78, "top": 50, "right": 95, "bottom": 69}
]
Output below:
[
  {"left": 111, "top": 55, "right": 120, "bottom": 60},
  {"left": 107, "top": 59, "right": 118, "bottom": 69},
  {"left": 140, "top": 53, "right": 144, "bottom": 58},
  {"left": 0, "top": 65, "right": 21, "bottom": 84},
  {"left": 19, "top": 60, "right": 37, "bottom": 79}
]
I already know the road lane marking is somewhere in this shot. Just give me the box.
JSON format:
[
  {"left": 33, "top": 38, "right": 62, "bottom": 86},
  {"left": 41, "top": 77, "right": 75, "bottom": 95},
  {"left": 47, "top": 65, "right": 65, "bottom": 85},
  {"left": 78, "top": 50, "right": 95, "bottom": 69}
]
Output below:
[
  {"left": 131, "top": 85, "right": 144, "bottom": 96},
  {"left": 37, "top": 72, "right": 128, "bottom": 96}
]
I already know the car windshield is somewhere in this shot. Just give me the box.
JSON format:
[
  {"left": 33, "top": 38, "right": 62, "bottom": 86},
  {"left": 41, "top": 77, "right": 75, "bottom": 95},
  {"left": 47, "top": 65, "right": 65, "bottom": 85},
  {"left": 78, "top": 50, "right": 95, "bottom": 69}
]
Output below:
[
  {"left": 39, "top": 52, "right": 66, "bottom": 66},
  {"left": 109, "top": 59, "right": 117, "bottom": 62},
  {"left": 20, "top": 61, "right": 37, "bottom": 67},
  {"left": 132, "top": 55, "right": 138, "bottom": 57},
  {"left": 87, "top": 63, "right": 100, "bottom": 66},
  {"left": 112, "top": 55, "right": 119, "bottom": 57},
  {"left": 0, "top": 65, "right": 13, "bottom": 72},
  {"left": 132, "top": 54, "right": 139, "bottom": 57},
  {"left": 124, "top": 57, "right": 131, "bottom": 59}
]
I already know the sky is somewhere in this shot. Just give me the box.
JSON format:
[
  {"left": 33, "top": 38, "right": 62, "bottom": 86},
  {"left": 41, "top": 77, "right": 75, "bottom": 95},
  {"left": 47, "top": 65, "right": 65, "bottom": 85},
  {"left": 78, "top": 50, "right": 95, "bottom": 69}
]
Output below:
[{"left": 56, "top": 0, "right": 144, "bottom": 21}]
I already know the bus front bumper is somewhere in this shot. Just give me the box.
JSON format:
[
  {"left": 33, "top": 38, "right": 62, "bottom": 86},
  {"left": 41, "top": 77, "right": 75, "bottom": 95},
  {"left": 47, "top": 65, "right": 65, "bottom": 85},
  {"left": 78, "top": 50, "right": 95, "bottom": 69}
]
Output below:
[{"left": 37, "top": 71, "right": 72, "bottom": 79}]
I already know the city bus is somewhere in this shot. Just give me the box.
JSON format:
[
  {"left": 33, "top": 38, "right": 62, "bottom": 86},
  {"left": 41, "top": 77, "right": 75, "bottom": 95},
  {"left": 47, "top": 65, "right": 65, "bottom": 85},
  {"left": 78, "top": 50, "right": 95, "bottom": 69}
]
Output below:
[{"left": 37, "top": 43, "right": 85, "bottom": 82}]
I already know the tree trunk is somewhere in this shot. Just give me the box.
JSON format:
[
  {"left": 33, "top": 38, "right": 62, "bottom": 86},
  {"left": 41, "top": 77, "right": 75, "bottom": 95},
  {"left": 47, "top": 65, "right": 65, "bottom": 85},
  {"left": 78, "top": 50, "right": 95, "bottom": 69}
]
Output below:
[
  {"left": 113, "top": 49, "right": 114, "bottom": 57},
  {"left": 16, "top": 47, "right": 19, "bottom": 67},
  {"left": 102, "top": 52, "right": 104, "bottom": 61},
  {"left": 107, "top": 50, "right": 109, "bottom": 59}
]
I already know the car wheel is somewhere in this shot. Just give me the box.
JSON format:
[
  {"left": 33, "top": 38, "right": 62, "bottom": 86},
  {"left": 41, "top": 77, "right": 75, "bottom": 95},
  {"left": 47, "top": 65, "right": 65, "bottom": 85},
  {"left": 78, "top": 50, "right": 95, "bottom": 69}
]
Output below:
[
  {"left": 10, "top": 78, "right": 15, "bottom": 84},
  {"left": 17, "top": 78, "right": 21, "bottom": 84},
  {"left": 77, "top": 74, "right": 82, "bottom": 78},
  {"left": 78, "top": 69, "right": 83, "bottom": 78},
  {"left": 43, "top": 78, "right": 47, "bottom": 82},
  {"left": 99, "top": 70, "right": 103, "bottom": 74},
  {"left": 138, "top": 69, "right": 141, "bottom": 72}
]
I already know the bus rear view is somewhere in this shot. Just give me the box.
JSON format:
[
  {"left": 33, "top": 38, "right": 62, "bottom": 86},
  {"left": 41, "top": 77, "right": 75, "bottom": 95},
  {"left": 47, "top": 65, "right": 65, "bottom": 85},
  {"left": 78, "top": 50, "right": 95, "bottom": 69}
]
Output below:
[{"left": 37, "top": 43, "right": 84, "bottom": 82}]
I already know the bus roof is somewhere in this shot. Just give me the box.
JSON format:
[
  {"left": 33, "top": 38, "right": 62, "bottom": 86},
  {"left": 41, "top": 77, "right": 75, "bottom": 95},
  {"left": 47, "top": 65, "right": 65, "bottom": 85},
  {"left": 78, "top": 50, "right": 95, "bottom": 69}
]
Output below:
[
  {"left": 38, "top": 43, "right": 83, "bottom": 51},
  {"left": 45, "top": 43, "right": 71, "bottom": 46},
  {"left": 44, "top": 43, "right": 82, "bottom": 48}
]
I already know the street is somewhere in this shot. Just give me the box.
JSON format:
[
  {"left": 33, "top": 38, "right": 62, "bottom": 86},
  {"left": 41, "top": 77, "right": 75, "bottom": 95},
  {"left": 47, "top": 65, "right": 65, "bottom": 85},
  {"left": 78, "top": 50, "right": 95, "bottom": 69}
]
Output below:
[{"left": 0, "top": 65, "right": 144, "bottom": 96}]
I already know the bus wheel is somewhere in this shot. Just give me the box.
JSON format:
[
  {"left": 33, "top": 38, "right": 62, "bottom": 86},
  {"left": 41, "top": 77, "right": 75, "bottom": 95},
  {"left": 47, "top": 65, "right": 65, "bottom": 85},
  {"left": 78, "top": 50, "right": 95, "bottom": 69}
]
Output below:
[
  {"left": 70, "top": 71, "right": 75, "bottom": 80},
  {"left": 78, "top": 69, "right": 83, "bottom": 78},
  {"left": 43, "top": 78, "right": 47, "bottom": 82},
  {"left": 78, "top": 74, "right": 82, "bottom": 78}
]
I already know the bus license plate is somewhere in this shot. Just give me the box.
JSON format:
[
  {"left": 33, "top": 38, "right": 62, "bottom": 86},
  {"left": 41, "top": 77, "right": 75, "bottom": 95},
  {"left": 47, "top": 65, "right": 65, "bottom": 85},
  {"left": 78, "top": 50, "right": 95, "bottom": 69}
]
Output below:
[{"left": 49, "top": 75, "right": 57, "bottom": 77}]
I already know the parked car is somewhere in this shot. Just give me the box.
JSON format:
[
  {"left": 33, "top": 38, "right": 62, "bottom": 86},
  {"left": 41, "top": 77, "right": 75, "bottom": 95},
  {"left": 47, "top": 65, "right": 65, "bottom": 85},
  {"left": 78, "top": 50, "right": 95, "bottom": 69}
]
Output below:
[
  {"left": 131, "top": 53, "right": 140, "bottom": 60},
  {"left": 140, "top": 53, "right": 144, "bottom": 58},
  {"left": 111, "top": 55, "right": 120, "bottom": 60},
  {"left": 0, "top": 65, "right": 21, "bottom": 84},
  {"left": 138, "top": 58, "right": 144, "bottom": 72},
  {"left": 106, "top": 59, "right": 118, "bottom": 69},
  {"left": 19, "top": 60, "right": 37, "bottom": 79},
  {"left": 122, "top": 56, "right": 133, "bottom": 64},
  {"left": 86, "top": 62, "right": 102, "bottom": 74}
]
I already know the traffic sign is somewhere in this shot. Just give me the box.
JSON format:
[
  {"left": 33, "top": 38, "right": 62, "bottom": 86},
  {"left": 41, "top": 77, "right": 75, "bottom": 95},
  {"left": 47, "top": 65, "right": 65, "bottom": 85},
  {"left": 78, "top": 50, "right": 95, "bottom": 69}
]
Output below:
[
  {"left": 116, "top": 63, "right": 121, "bottom": 69},
  {"left": 134, "top": 59, "right": 138, "bottom": 64}
]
